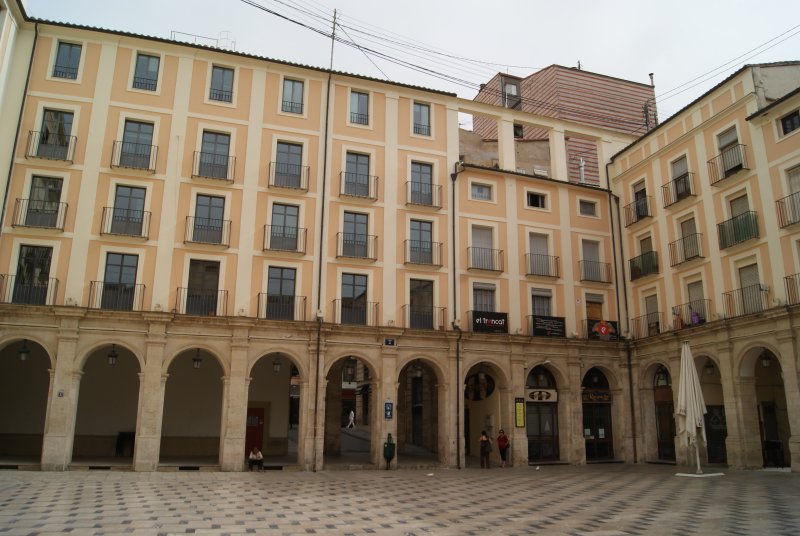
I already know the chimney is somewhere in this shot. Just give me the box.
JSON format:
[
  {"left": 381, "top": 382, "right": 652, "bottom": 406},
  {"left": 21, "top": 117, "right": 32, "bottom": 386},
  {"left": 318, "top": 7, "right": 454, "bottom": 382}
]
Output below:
[{"left": 648, "top": 73, "right": 655, "bottom": 87}]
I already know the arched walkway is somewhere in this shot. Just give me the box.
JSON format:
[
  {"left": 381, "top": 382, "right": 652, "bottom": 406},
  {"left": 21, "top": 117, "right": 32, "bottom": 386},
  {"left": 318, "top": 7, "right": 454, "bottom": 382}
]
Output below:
[
  {"left": 396, "top": 358, "right": 441, "bottom": 467},
  {"left": 463, "top": 361, "right": 508, "bottom": 468},
  {"left": 323, "top": 356, "right": 375, "bottom": 468}
]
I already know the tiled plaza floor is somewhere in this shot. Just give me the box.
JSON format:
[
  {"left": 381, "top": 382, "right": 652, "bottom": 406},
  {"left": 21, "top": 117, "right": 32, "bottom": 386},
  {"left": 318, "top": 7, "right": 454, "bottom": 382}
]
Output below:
[{"left": 0, "top": 464, "right": 798, "bottom": 535}]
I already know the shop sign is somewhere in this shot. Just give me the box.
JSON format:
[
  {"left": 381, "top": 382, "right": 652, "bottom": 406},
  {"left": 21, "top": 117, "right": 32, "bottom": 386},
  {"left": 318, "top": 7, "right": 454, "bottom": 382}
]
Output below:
[
  {"left": 531, "top": 315, "right": 566, "bottom": 337},
  {"left": 586, "top": 319, "right": 619, "bottom": 341},
  {"left": 515, "top": 397, "right": 525, "bottom": 427},
  {"left": 582, "top": 390, "right": 612, "bottom": 403},
  {"left": 471, "top": 311, "right": 508, "bottom": 333},
  {"left": 526, "top": 388, "right": 558, "bottom": 402}
]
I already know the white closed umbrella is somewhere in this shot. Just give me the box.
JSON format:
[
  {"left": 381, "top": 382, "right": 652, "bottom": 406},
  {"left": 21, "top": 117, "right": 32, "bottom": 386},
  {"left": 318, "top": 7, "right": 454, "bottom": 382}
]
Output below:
[{"left": 676, "top": 340, "right": 707, "bottom": 474}]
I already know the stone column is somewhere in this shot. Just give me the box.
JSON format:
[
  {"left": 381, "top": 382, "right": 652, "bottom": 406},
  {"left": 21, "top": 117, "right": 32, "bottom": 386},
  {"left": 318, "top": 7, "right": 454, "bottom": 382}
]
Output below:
[
  {"left": 777, "top": 326, "right": 800, "bottom": 471},
  {"left": 509, "top": 352, "right": 527, "bottom": 467},
  {"left": 568, "top": 355, "right": 585, "bottom": 464},
  {"left": 378, "top": 345, "right": 398, "bottom": 468},
  {"left": 133, "top": 317, "right": 168, "bottom": 471},
  {"left": 219, "top": 326, "right": 250, "bottom": 471},
  {"left": 731, "top": 376, "right": 761, "bottom": 468}
]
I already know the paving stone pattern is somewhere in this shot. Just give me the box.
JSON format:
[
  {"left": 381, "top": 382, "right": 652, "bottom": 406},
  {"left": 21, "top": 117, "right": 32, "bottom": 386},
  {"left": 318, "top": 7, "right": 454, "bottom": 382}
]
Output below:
[{"left": 0, "top": 464, "right": 799, "bottom": 535}]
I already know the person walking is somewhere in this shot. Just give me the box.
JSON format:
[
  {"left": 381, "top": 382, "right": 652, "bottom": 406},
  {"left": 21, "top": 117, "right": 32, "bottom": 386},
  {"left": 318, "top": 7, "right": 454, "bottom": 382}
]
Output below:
[
  {"left": 346, "top": 409, "right": 355, "bottom": 429},
  {"left": 497, "top": 429, "right": 510, "bottom": 467},
  {"left": 479, "top": 430, "right": 492, "bottom": 468}
]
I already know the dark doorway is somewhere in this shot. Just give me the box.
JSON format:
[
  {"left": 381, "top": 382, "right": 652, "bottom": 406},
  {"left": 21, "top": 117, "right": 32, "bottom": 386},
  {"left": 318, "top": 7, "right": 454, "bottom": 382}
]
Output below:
[
  {"left": 582, "top": 367, "right": 613, "bottom": 461},
  {"left": 704, "top": 405, "right": 727, "bottom": 464},
  {"left": 526, "top": 403, "right": 559, "bottom": 461},
  {"left": 653, "top": 365, "right": 675, "bottom": 461}
]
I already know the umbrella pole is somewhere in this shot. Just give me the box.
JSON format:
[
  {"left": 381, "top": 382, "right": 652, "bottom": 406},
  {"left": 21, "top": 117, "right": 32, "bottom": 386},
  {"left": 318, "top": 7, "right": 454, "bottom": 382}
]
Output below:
[{"left": 694, "top": 439, "right": 703, "bottom": 475}]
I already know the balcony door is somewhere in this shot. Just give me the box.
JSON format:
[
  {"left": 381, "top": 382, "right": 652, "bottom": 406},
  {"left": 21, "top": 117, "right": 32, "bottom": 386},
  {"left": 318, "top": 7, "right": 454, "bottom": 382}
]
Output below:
[
  {"left": 410, "top": 162, "right": 433, "bottom": 205},
  {"left": 112, "top": 185, "right": 145, "bottom": 236},
  {"left": 345, "top": 152, "right": 370, "bottom": 197},
  {"left": 633, "top": 181, "right": 647, "bottom": 219},
  {"left": 26, "top": 176, "right": 62, "bottom": 228},
  {"left": 471, "top": 226, "right": 493, "bottom": 269},
  {"left": 39, "top": 110, "right": 73, "bottom": 159},
  {"left": 194, "top": 195, "right": 224, "bottom": 243},
  {"left": 101, "top": 253, "right": 138, "bottom": 310},
  {"left": 341, "top": 273, "right": 367, "bottom": 325},
  {"left": 671, "top": 156, "right": 690, "bottom": 200},
  {"left": 582, "top": 240, "right": 601, "bottom": 280},
  {"left": 680, "top": 218, "right": 699, "bottom": 260},
  {"left": 270, "top": 204, "right": 299, "bottom": 251},
  {"left": 120, "top": 120, "right": 153, "bottom": 168},
  {"left": 409, "top": 219, "right": 433, "bottom": 264},
  {"left": 529, "top": 233, "right": 549, "bottom": 275},
  {"left": 738, "top": 263, "right": 762, "bottom": 315},
  {"left": 13, "top": 245, "right": 53, "bottom": 305},
  {"left": 187, "top": 260, "right": 219, "bottom": 315},
  {"left": 266, "top": 266, "right": 296, "bottom": 320},
  {"left": 200, "top": 131, "right": 230, "bottom": 178},
  {"left": 343, "top": 212, "right": 368, "bottom": 257},
  {"left": 687, "top": 280, "right": 706, "bottom": 324},
  {"left": 645, "top": 294, "right": 659, "bottom": 335},
  {"left": 409, "top": 279, "right": 433, "bottom": 329},
  {"left": 718, "top": 127, "right": 742, "bottom": 174}
]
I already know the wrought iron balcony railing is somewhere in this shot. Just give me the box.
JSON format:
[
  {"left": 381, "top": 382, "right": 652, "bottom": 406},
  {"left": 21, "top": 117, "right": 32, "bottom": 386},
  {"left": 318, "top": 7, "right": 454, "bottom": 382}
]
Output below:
[
  {"left": 336, "top": 232, "right": 377, "bottom": 260},
  {"left": 100, "top": 207, "right": 150, "bottom": 238},
  {"left": 132, "top": 76, "right": 157, "bottom": 91},
  {"left": 88, "top": 281, "right": 145, "bottom": 311},
  {"left": 630, "top": 312, "right": 663, "bottom": 339},
  {"left": 468, "top": 247, "right": 504, "bottom": 271},
  {"left": 717, "top": 211, "right": 758, "bottom": 249},
  {"left": 209, "top": 88, "right": 232, "bottom": 103},
  {"left": 192, "top": 151, "right": 235, "bottom": 181},
  {"left": 708, "top": 144, "right": 748, "bottom": 185},
  {"left": 402, "top": 304, "right": 447, "bottom": 330},
  {"left": 350, "top": 112, "right": 369, "bottom": 125},
  {"left": 776, "top": 191, "right": 800, "bottom": 228},
  {"left": 671, "top": 299, "right": 711, "bottom": 330},
  {"left": 785, "top": 274, "right": 800, "bottom": 306},
  {"left": 269, "top": 161, "right": 309, "bottom": 190},
  {"left": 176, "top": 287, "right": 227, "bottom": 316},
  {"left": 12, "top": 199, "right": 68, "bottom": 230},
  {"left": 340, "top": 172, "right": 378, "bottom": 199},
  {"left": 668, "top": 233, "right": 703, "bottom": 266},
  {"left": 52, "top": 64, "right": 78, "bottom": 79},
  {"left": 257, "top": 293, "right": 307, "bottom": 321},
  {"left": 623, "top": 196, "right": 653, "bottom": 226},
  {"left": 281, "top": 100, "right": 303, "bottom": 114},
  {"left": 662, "top": 172, "right": 696, "bottom": 207},
  {"left": 403, "top": 240, "right": 442, "bottom": 266},
  {"left": 184, "top": 216, "right": 231, "bottom": 246},
  {"left": 0, "top": 274, "right": 58, "bottom": 306},
  {"left": 579, "top": 260, "right": 611, "bottom": 283},
  {"left": 111, "top": 141, "right": 157, "bottom": 172},
  {"left": 630, "top": 251, "right": 659, "bottom": 281},
  {"left": 406, "top": 181, "right": 441, "bottom": 208},
  {"left": 722, "top": 283, "right": 768, "bottom": 318},
  {"left": 334, "top": 299, "right": 379, "bottom": 326},
  {"left": 525, "top": 254, "right": 560, "bottom": 277},
  {"left": 413, "top": 123, "right": 430, "bottom": 136},
  {"left": 26, "top": 131, "right": 76, "bottom": 162},
  {"left": 263, "top": 225, "right": 307, "bottom": 253}
]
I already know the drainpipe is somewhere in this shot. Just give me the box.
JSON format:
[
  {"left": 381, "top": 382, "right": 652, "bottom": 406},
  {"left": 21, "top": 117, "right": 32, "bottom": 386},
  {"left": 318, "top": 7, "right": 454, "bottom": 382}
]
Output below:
[
  {"left": 0, "top": 23, "right": 38, "bottom": 240},
  {"left": 450, "top": 162, "right": 464, "bottom": 468},
  {"left": 454, "top": 323, "right": 463, "bottom": 469}
]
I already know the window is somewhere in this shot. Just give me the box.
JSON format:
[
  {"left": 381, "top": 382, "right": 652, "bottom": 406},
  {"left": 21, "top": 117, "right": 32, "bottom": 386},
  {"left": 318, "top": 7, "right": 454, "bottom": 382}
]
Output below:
[
  {"left": 186, "top": 260, "right": 220, "bottom": 315},
  {"left": 471, "top": 183, "right": 492, "bottom": 201},
  {"left": 275, "top": 142, "right": 303, "bottom": 188},
  {"left": 409, "top": 219, "right": 433, "bottom": 264},
  {"left": 501, "top": 77, "right": 520, "bottom": 109},
  {"left": 471, "top": 226, "right": 495, "bottom": 270},
  {"left": 781, "top": 110, "right": 800, "bottom": 136},
  {"left": 269, "top": 203, "right": 299, "bottom": 251},
  {"left": 679, "top": 218, "right": 699, "bottom": 260},
  {"left": 341, "top": 273, "right": 368, "bottom": 324},
  {"left": 119, "top": 120, "right": 154, "bottom": 169},
  {"left": 513, "top": 124, "right": 523, "bottom": 139},
  {"left": 738, "top": 263, "right": 763, "bottom": 314},
  {"left": 717, "top": 126, "right": 742, "bottom": 174},
  {"left": 473, "top": 283, "right": 496, "bottom": 312},
  {"left": 410, "top": 162, "right": 433, "bottom": 205},
  {"left": 198, "top": 131, "right": 231, "bottom": 179},
  {"left": 111, "top": 185, "right": 145, "bottom": 236},
  {"left": 645, "top": 294, "right": 660, "bottom": 335},
  {"left": 209, "top": 66, "right": 234, "bottom": 102},
  {"left": 193, "top": 194, "right": 225, "bottom": 244},
  {"left": 350, "top": 91, "right": 369, "bottom": 124},
  {"left": 102, "top": 253, "right": 138, "bottom": 310},
  {"left": 532, "top": 289, "right": 552, "bottom": 316},
  {"left": 266, "top": 267, "right": 296, "bottom": 320},
  {"left": 37, "top": 109, "right": 74, "bottom": 160},
  {"left": 409, "top": 279, "right": 434, "bottom": 329},
  {"left": 342, "top": 212, "right": 369, "bottom": 258},
  {"left": 344, "top": 152, "right": 371, "bottom": 197},
  {"left": 413, "top": 102, "right": 430, "bottom": 135},
  {"left": 581, "top": 240, "right": 603, "bottom": 281},
  {"left": 633, "top": 180, "right": 648, "bottom": 219},
  {"left": 579, "top": 200, "right": 597, "bottom": 216},
  {"left": 528, "top": 233, "right": 550, "bottom": 276},
  {"left": 13, "top": 245, "right": 53, "bottom": 305},
  {"left": 671, "top": 155, "right": 691, "bottom": 201},
  {"left": 282, "top": 79, "right": 304, "bottom": 114},
  {"left": 527, "top": 192, "right": 547, "bottom": 209},
  {"left": 687, "top": 280, "right": 706, "bottom": 324},
  {"left": 133, "top": 53, "right": 159, "bottom": 91},
  {"left": 25, "top": 176, "right": 62, "bottom": 228},
  {"left": 53, "top": 42, "right": 81, "bottom": 79}
]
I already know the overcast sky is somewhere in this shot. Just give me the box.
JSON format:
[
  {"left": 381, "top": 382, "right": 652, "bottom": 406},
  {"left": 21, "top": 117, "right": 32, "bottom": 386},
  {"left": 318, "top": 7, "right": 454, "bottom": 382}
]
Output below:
[{"left": 23, "top": 0, "right": 800, "bottom": 122}]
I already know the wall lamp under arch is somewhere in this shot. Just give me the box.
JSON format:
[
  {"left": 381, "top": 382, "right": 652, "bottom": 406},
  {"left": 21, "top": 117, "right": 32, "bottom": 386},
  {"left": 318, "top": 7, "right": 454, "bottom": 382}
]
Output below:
[
  {"left": 761, "top": 351, "right": 772, "bottom": 368},
  {"left": 413, "top": 360, "right": 423, "bottom": 378},
  {"left": 107, "top": 344, "right": 118, "bottom": 366},
  {"left": 704, "top": 359, "right": 715, "bottom": 375},
  {"left": 273, "top": 356, "right": 282, "bottom": 373},
  {"left": 19, "top": 340, "right": 30, "bottom": 361},
  {"left": 193, "top": 349, "right": 203, "bottom": 369}
]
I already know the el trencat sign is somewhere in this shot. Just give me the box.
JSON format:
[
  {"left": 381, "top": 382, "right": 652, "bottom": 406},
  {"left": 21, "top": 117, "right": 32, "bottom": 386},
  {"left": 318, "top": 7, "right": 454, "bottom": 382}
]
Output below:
[{"left": 471, "top": 311, "right": 508, "bottom": 333}]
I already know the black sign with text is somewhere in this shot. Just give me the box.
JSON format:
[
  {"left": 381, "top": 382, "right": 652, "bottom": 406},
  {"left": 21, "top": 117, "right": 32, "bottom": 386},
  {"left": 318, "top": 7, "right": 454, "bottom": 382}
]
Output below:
[
  {"left": 531, "top": 315, "right": 566, "bottom": 337},
  {"left": 471, "top": 311, "right": 508, "bottom": 333}
]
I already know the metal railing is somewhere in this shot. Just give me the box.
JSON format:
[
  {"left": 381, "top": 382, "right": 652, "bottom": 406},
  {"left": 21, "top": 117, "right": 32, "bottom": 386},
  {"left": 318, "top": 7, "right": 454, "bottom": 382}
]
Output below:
[
  {"left": 334, "top": 299, "right": 379, "bottom": 326},
  {"left": 26, "top": 131, "right": 76, "bottom": 162},
  {"left": 623, "top": 196, "right": 653, "bottom": 226},
  {"left": 350, "top": 112, "right": 369, "bottom": 125},
  {"left": 403, "top": 240, "right": 442, "bottom": 265},
  {"left": 100, "top": 207, "right": 150, "bottom": 238},
  {"left": 269, "top": 161, "right": 309, "bottom": 190},
  {"left": 52, "top": 64, "right": 78, "bottom": 79},
  {"left": 406, "top": 181, "right": 441, "bottom": 207},
  {"left": 630, "top": 312, "right": 663, "bottom": 339},
  {"left": 776, "top": 191, "right": 800, "bottom": 228},
  {"left": 263, "top": 225, "right": 306, "bottom": 253},
  {"left": 209, "top": 87, "right": 232, "bottom": 102},
  {"left": 630, "top": 251, "right": 659, "bottom": 281},
  {"left": 662, "top": 172, "right": 696, "bottom": 207},
  {"left": 184, "top": 216, "right": 231, "bottom": 246},
  {"left": 281, "top": 100, "right": 303, "bottom": 114},
  {"left": 708, "top": 144, "right": 748, "bottom": 185},
  {"left": 717, "top": 211, "right": 758, "bottom": 249},
  {"left": 785, "top": 274, "right": 800, "bottom": 306},
  {"left": 579, "top": 260, "right": 611, "bottom": 283},
  {"left": 671, "top": 300, "right": 710, "bottom": 330},
  {"left": 257, "top": 294, "right": 307, "bottom": 321},
  {"left": 176, "top": 287, "right": 227, "bottom": 316},
  {"left": 722, "top": 284, "right": 769, "bottom": 318},
  {"left": 0, "top": 275, "right": 58, "bottom": 305},
  {"left": 12, "top": 199, "right": 68, "bottom": 230},
  {"left": 88, "top": 281, "right": 145, "bottom": 311},
  {"left": 111, "top": 141, "right": 157, "bottom": 172},
  {"left": 468, "top": 247, "right": 504, "bottom": 271},
  {"left": 413, "top": 123, "right": 430, "bottom": 136},
  {"left": 340, "top": 172, "right": 378, "bottom": 199},
  {"left": 336, "top": 232, "right": 377, "bottom": 260},
  {"left": 192, "top": 151, "right": 235, "bottom": 181},
  {"left": 132, "top": 76, "right": 157, "bottom": 91},
  {"left": 668, "top": 233, "right": 703, "bottom": 266},
  {"left": 525, "top": 254, "right": 560, "bottom": 277},
  {"left": 402, "top": 304, "right": 447, "bottom": 330}
]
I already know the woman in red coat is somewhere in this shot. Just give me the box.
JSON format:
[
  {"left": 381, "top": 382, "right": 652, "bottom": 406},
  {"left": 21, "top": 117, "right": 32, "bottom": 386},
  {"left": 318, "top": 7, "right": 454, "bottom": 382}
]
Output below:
[{"left": 497, "top": 430, "right": 510, "bottom": 467}]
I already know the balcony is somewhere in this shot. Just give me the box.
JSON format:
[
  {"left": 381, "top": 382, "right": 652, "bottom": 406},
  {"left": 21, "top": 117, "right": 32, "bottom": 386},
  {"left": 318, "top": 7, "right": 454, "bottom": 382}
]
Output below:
[
  {"left": 26, "top": 131, "right": 76, "bottom": 162},
  {"left": 52, "top": 63, "right": 77, "bottom": 79},
  {"left": 192, "top": 151, "right": 235, "bottom": 181},
  {"left": 281, "top": 100, "right": 303, "bottom": 114},
  {"left": 708, "top": 144, "right": 748, "bottom": 185},
  {"left": 468, "top": 247, "right": 503, "bottom": 271},
  {"left": 340, "top": 172, "right": 378, "bottom": 199},
  {"left": 525, "top": 254, "right": 560, "bottom": 277},
  {"left": 403, "top": 240, "right": 442, "bottom": 266},
  {"left": 662, "top": 173, "right": 696, "bottom": 207},
  {"left": 402, "top": 304, "right": 446, "bottom": 330},
  {"left": 582, "top": 319, "right": 619, "bottom": 341},
  {"left": 630, "top": 312, "right": 663, "bottom": 339},
  {"left": 672, "top": 300, "right": 710, "bottom": 330},
  {"left": 528, "top": 315, "right": 566, "bottom": 337},
  {"left": 413, "top": 123, "right": 430, "bottom": 136},
  {"left": 176, "top": 287, "right": 227, "bottom": 316},
  {"left": 88, "top": 281, "right": 145, "bottom": 311},
  {"left": 785, "top": 274, "right": 800, "bottom": 306},
  {"left": 579, "top": 260, "right": 611, "bottom": 283},
  {"left": 184, "top": 216, "right": 231, "bottom": 246},
  {"left": 263, "top": 225, "right": 306, "bottom": 253},
  {"left": 111, "top": 141, "right": 157, "bottom": 172},
  {"left": 630, "top": 251, "right": 659, "bottom": 281},
  {"left": 468, "top": 310, "right": 509, "bottom": 333},
  {"left": 623, "top": 196, "right": 653, "bottom": 226},
  {"left": 668, "top": 233, "right": 703, "bottom": 266},
  {"left": 350, "top": 112, "right": 369, "bottom": 125},
  {"left": 269, "top": 161, "right": 309, "bottom": 190},
  {"left": 717, "top": 211, "right": 758, "bottom": 249},
  {"left": 100, "top": 207, "right": 150, "bottom": 238},
  {"left": 257, "top": 294, "right": 307, "bottom": 321},
  {"left": 336, "top": 232, "right": 377, "bottom": 260},
  {"left": 12, "top": 199, "right": 67, "bottom": 230},
  {"left": 209, "top": 88, "right": 232, "bottom": 103},
  {"left": 776, "top": 191, "right": 800, "bottom": 228},
  {"left": 0, "top": 275, "right": 58, "bottom": 305},
  {"left": 132, "top": 76, "right": 157, "bottom": 91},
  {"left": 406, "top": 181, "right": 441, "bottom": 208},
  {"left": 722, "top": 284, "right": 768, "bottom": 318},
  {"left": 334, "top": 299, "right": 379, "bottom": 326}
]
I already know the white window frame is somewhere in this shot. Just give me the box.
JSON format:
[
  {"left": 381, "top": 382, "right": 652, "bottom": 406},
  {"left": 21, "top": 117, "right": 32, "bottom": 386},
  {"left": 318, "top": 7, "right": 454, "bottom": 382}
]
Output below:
[
  {"left": 127, "top": 49, "right": 165, "bottom": 96},
  {"left": 46, "top": 39, "right": 85, "bottom": 84},
  {"left": 204, "top": 63, "right": 238, "bottom": 107}
]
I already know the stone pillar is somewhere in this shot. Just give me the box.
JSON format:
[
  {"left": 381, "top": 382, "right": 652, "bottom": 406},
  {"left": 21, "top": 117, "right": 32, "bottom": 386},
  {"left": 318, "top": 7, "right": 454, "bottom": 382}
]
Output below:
[
  {"left": 568, "top": 356, "right": 585, "bottom": 464},
  {"left": 731, "top": 376, "right": 761, "bottom": 468},
  {"left": 777, "top": 326, "right": 800, "bottom": 471},
  {"left": 378, "top": 345, "right": 398, "bottom": 468},
  {"left": 435, "top": 381, "right": 449, "bottom": 466},
  {"left": 133, "top": 318, "right": 168, "bottom": 471},
  {"left": 497, "top": 117, "right": 516, "bottom": 171},
  {"left": 308, "top": 325, "right": 327, "bottom": 471},
  {"left": 548, "top": 128, "right": 568, "bottom": 182},
  {"left": 219, "top": 327, "right": 249, "bottom": 471},
  {"left": 509, "top": 354, "right": 527, "bottom": 467}
]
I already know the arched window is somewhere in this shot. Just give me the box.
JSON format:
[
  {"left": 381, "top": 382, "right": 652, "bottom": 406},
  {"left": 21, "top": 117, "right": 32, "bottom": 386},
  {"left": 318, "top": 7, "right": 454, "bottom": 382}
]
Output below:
[
  {"left": 582, "top": 367, "right": 609, "bottom": 389},
  {"left": 653, "top": 365, "right": 671, "bottom": 387},
  {"left": 526, "top": 365, "right": 556, "bottom": 388}
]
